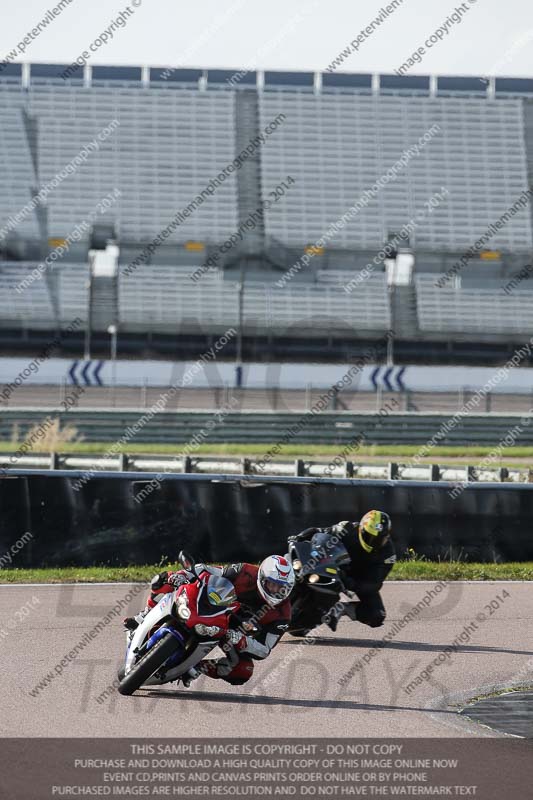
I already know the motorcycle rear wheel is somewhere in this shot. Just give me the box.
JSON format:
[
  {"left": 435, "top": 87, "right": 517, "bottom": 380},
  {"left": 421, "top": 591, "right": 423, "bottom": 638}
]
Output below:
[{"left": 118, "top": 634, "right": 179, "bottom": 696}]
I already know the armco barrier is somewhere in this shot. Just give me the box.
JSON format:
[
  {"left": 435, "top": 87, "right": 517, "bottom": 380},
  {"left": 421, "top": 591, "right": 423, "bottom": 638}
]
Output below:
[
  {"left": 2, "top": 408, "right": 533, "bottom": 445},
  {"left": 0, "top": 470, "right": 532, "bottom": 566}
]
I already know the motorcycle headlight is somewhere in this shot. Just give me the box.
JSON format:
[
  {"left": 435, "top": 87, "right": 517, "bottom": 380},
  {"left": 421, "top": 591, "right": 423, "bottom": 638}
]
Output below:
[
  {"left": 177, "top": 596, "right": 191, "bottom": 620},
  {"left": 195, "top": 624, "right": 222, "bottom": 637},
  {"left": 308, "top": 574, "right": 320, "bottom": 584},
  {"left": 292, "top": 559, "right": 303, "bottom": 572}
]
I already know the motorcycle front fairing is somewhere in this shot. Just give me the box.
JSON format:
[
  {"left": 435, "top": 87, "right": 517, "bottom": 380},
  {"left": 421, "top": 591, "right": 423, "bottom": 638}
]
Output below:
[
  {"left": 288, "top": 535, "right": 351, "bottom": 632},
  {"left": 123, "top": 577, "right": 239, "bottom": 687},
  {"left": 123, "top": 591, "right": 189, "bottom": 684},
  {"left": 292, "top": 534, "right": 350, "bottom": 587}
]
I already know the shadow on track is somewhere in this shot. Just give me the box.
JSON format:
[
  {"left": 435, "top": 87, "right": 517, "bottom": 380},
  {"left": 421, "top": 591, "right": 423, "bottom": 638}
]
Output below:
[
  {"left": 281, "top": 637, "right": 533, "bottom": 657},
  {"left": 141, "top": 688, "right": 454, "bottom": 714}
]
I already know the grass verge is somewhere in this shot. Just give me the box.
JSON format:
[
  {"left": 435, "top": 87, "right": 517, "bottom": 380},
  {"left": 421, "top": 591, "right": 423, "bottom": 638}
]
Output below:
[
  {"left": 1, "top": 562, "right": 531, "bottom": 584},
  {"left": 3, "top": 440, "right": 533, "bottom": 465},
  {"left": 462, "top": 685, "right": 533, "bottom": 706}
]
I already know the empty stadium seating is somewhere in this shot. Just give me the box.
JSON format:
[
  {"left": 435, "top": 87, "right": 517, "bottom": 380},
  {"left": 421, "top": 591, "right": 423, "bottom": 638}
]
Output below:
[
  {"left": 2, "top": 65, "right": 533, "bottom": 352},
  {"left": 0, "top": 262, "right": 87, "bottom": 329},
  {"left": 1, "top": 260, "right": 391, "bottom": 338},
  {"left": 117, "top": 266, "right": 391, "bottom": 336},
  {"left": 0, "top": 81, "right": 239, "bottom": 244},
  {"left": 55, "top": 265, "right": 88, "bottom": 323},
  {"left": 415, "top": 275, "right": 533, "bottom": 335},
  {"left": 3, "top": 259, "right": 533, "bottom": 343},
  {"left": 1, "top": 66, "right": 532, "bottom": 258},
  {"left": 259, "top": 92, "right": 531, "bottom": 251}
]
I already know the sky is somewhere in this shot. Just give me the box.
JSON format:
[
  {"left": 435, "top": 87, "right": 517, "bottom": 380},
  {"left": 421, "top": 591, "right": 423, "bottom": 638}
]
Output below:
[{"left": 1, "top": 0, "right": 532, "bottom": 79}]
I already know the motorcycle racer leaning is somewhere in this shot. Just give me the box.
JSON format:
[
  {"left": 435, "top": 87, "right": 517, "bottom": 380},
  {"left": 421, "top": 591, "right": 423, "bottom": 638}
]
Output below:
[
  {"left": 289, "top": 510, "right": 396, "bottom": 632},
  {"left": 124, "top": 555, "right": 295, "bottom": 687}
]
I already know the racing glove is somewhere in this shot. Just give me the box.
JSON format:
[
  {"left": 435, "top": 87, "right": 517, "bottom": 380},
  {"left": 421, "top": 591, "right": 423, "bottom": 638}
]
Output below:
[
  {"left": 150, "top": 570, "right": 192, "bottom": 591},
  {"left": 330, "top": 521, "right": 351, "bottom": 537},
  {"left": 288, "top": 527, "right": 318, "bottom": 543},
  {"left": 224, "top": 629, "right": 248, "bottom": 652},
  {"left": 221, "top": 629, "right": 273, "bottom": 661},
  {"left": 167, "top": 571, "right": 192, "bottom": 588},
  {"left": 225, "top": 628, "right": 279, "bottom": 660}
]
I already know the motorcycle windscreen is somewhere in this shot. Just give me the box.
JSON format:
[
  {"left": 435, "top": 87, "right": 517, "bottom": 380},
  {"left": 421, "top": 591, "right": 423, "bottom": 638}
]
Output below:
[
  {"left": 309, "top": 531, "right": 351, "bottom": 568},
  {"left": 205, "top": 575, "right": 238, "bottom": 607}
]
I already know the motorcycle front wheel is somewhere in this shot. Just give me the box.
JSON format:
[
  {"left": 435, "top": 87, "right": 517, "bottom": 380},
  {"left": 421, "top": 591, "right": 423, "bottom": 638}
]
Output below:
[{"left": 118, "top": 633, "right": 179, "bottom": 696}]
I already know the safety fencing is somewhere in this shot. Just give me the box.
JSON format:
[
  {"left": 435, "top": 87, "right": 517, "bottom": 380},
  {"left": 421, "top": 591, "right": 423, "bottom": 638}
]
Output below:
[
  {"left": 2, "top": 408, "right": 533, "bottom": 445},
  {"left": 0, "top": 452, "right": 529, "bottom": 484}
]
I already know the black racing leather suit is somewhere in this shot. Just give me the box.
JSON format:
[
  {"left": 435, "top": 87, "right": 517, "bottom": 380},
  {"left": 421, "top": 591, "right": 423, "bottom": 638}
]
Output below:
[{"left": 293, "top": 521, "right": 396, "bottom": 627}]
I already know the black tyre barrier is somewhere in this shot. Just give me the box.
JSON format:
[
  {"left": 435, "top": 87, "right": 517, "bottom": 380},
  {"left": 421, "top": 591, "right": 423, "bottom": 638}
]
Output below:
[{"left": 0, "top": 470, "right": 532, "bottom": 566}]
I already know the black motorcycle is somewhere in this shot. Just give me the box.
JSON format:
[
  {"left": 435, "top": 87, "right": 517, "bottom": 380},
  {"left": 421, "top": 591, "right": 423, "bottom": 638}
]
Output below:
[{"left": 287, "top": 531, "right": 352, "bottom": 636}]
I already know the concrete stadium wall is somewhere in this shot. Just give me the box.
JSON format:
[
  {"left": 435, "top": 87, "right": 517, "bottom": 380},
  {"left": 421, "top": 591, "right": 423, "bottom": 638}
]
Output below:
[{"left": 1, "top": 471, "right": 532, "bottom": 567}]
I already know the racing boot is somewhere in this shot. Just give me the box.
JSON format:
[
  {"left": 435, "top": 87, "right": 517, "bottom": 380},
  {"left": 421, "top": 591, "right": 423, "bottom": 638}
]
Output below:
[
  {"left": 181, "top": 667, "right": 201, "bottom": 688},
  {"left": 326, "top": 601, "right": 358, "bottom": 632},
  {"left": 342, "top": 601, "right": 358, "bottom": 621},
  {"left": 179, "top": 662, "right": 218, "bottom": 687},
  {"left": 326, "top": 605, "right": 343, "bottom": 632}
]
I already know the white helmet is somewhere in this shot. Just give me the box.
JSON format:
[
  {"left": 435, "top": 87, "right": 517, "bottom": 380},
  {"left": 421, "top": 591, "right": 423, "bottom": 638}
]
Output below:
[{"left": 257, "top": 555, "right": 295, "bottom": 606}]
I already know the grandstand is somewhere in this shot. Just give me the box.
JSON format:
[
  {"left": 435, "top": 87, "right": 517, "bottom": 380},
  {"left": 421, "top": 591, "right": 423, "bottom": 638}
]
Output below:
[{"left": 1, "top": 64, "right": 533, "bottom": 362}]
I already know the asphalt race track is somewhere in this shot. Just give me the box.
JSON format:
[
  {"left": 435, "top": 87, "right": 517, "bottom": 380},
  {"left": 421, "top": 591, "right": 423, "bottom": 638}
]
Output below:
[{"left": 1, "top": 582, "right": 531, "bottom": 738}]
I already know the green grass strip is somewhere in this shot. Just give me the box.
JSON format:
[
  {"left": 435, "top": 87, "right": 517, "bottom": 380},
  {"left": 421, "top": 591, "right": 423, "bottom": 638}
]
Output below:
[
  {"left": 1, "top": 562, "right": 531, "bottom": 584},
  {"left": 3, "top": 440, "right": 533, "bottom": 464}
]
